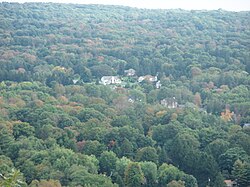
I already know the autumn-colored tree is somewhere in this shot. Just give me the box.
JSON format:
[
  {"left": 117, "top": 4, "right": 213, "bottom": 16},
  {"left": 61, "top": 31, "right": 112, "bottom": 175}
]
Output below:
[
  {"left": 221, "top": 109, "right": 234, "bottom": 122},
  {"left": 194, "top": 92, "right": 202, "bottom": 107},
  {"left": 190, "top": 67, "right": 202, "bottom": 78},
  {"left": 167, "top": 180, "right": 185, "bottom": 187},
  {"left": 29, "top": 179, "right": 62, "bottom": 187}
]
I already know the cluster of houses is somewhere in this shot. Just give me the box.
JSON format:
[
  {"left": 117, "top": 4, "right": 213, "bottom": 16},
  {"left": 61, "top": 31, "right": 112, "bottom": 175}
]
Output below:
[
  {"left": 100, "top": 76, "right": 122, "bottom": 85},
  {"left": 99, "top": 68, "right": 161, "bottom": 88},
  {"left": 98, "top": 69, "right": 181, "bottom": 108}
]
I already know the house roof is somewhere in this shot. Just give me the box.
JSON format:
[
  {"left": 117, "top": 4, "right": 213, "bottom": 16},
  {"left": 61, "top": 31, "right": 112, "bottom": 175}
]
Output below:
[
  {"left": 101, "top": 76, "right": 119, "bottom": 80},
  {"left": 138, "top": 75, "right": 157, "bottom": 82},
  {"left": 243, "top": 123, "right": 250, "bottom": 127},
  {"left": 125, "top": 68, "right": 135, "bottom": 72}
]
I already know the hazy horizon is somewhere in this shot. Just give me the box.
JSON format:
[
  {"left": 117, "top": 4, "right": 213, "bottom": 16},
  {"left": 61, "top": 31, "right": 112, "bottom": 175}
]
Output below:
[{"left": 2, "top": 0, "right": 250, "bottom": 11}]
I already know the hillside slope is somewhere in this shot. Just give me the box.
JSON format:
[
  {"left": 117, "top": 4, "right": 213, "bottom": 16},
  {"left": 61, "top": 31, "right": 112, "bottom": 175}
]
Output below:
[{"left": 0, "top": 3, "right": 250, "bottom": 187}]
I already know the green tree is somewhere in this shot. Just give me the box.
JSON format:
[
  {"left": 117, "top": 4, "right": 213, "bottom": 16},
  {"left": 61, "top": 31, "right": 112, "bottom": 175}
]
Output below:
[
  {"left": 67, "top": 165, "right": 117, "bottom": 187},
  {"left": 232, "top": 160, "right": 250, "bottom": 187},
  {"left": 147, "top": 90, "right": 159, "bottom": 103},
  {"left": 124, "top": 162, "right": 144, "bottom": 187},
  {"left": 169, "top": 132, "right": 200, "bottom": 172},
  {"left": 135, "top": 146, "right": 158, "bottom": 164},
  {"left": 152, "top": 123, "right": 180, "bottom": 146},
  {"left": 140, "top": 161, "right": 157, "bottom": 187},
  {"left": 115, "top": 157, "right": 132, "bottom": 179},
  {"left": 0, "top": 126, "right": 14, "bottom": 156},
  {"left": 229, "top": 131, "right": 250, "bottom": 155},
  {"left": 12, "top": 122, "right": 35, "bottom": 139},
  {"left": 219, "top": 147, "right": 249, "bottom": 174},
  {"left": 205, "top": 139, "right": 230, "bottom": 163},
  {"left": 129, "top": 89, "right": 146, "bottom": 102},
  {"left": 194, "top": 152, "right": 221, "bottom": 187},
  {"left": 111, "top": 116, "right": 131, "bottom": 127},
  {"left": 79, "top": 140, "right": 105, "bottom": 157},
  {"left": 0, "top": 169, "right": 25, "bottom": 187},
  {"left": 181, "top": 174, "right": 198, "bottom": 187},
  {"left": 77, "top": 108, "right": 106, "bottom": 122},
  {"left": 120, "top": 138, "right": 134, "bottom": 158},
  {"left": 212, "top": 172, "right": 226, "bottom": 187},
  {"left": 90, "top": 64, "right": 115, "bottom": 78},
  {"left": 0, "top": 156, "right": 14, "bottom": 175},
  {"left": 74, "top": 64, "right": 92, "bottom": 82},
  {"left": 158, "top": 163, "right": 183, "bottom": 187},
  {"left": 99, "top": 151, "right": 118, "bottom": 176},
  {"left": 85, "top": 84, "right": 101, "bottom": 97}
]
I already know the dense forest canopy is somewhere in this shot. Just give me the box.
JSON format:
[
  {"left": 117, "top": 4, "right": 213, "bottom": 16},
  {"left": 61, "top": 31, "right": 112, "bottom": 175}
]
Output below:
[{"left": 0, "top": 2, "right": 250, "bottom": 187}]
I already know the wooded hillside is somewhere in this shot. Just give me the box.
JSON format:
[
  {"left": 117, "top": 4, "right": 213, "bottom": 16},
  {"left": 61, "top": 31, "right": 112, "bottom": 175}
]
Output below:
[{"left": 0, "top": 3, "right": 249, "bottom": 187}]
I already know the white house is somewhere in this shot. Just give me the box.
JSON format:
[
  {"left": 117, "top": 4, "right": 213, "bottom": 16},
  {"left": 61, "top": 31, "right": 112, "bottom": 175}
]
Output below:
[
  {"left": 100, "top": 76, "right": 122, "bottom": 85},
  {"left": 243, "top": 123, "right": 250, "bottom": 128},
  {"left": 124, "top": 69, "right": 136, "bottom": 76},
  {"left": 128, "top": 98, "right": 135, "bottom": 103},
  {"left": 72, "top": 79, "right": 79, "bottom": 84},
  {"left": 156, "top": 81, "right": 161, "bottom": 89},
  {"left": 138, "top": 75, "right": 157, "bottom": 83},
  {"left": 161, "top": 97, "right": 178, "bottom": 109}
]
